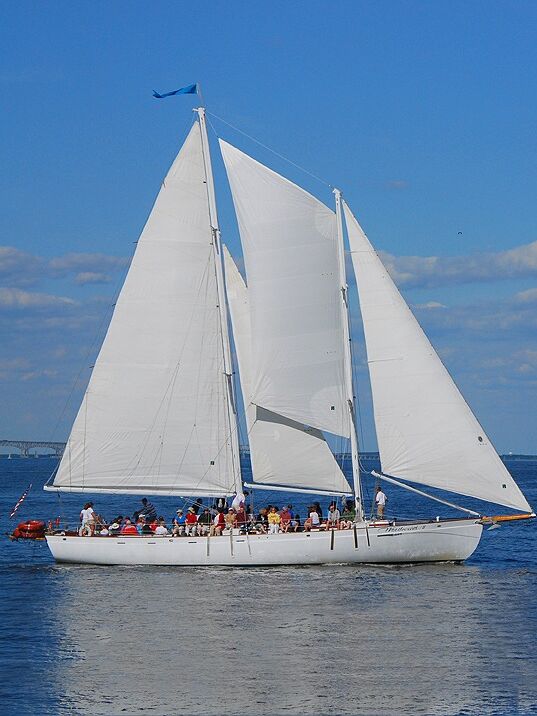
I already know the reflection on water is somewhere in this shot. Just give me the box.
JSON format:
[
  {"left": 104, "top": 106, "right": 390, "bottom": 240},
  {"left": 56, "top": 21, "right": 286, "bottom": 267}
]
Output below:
[
  {"left": 47, "top": 563, "right": 537, "bottom": 716},
  {"left": 2, "top": 459, "right": 537, "bottom": 715}
]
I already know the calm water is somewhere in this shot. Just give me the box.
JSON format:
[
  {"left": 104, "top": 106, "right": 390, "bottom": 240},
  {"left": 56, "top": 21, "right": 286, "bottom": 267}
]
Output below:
[{"left": 1, "top": 457, "right": 536, "bottom": 716}]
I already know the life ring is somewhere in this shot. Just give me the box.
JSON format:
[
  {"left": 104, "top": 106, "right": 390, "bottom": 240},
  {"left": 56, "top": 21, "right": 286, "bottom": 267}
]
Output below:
[
  {"left": 11, "top": 520, "right": 46, "bottom": 540},
  {"left": 24, "top": 520, "right": 45, "bottom": 532}
]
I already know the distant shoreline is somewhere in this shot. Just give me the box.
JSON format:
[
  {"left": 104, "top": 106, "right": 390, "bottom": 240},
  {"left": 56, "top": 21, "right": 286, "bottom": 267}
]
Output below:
[{"left": 1, "top": 451, "right": 535, "bottom": 461}]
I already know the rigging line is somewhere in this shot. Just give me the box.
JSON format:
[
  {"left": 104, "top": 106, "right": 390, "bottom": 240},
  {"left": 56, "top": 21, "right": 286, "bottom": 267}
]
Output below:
[{"left": 205, "top": 111, "right": 333, "bottom": 190}]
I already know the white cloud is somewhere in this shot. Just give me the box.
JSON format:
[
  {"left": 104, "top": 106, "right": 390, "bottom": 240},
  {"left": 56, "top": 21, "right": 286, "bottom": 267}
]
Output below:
[
  {"left": 0, "top": 246, "right": 43, "bottom": 287},
  {"left": 514, "top": 287, "right": 537, "bottom": 304},
  {"left": 381, "top": 240, "right": 537, "bottom": 288},
  {"left": 413, "top": 301, "right": 446, "bottom": 310},
  {"left": 0, "top": 288, "right": 76, "bottom": 309},
  {"left": 0, "top": 245, "right": 128, "bottom": 288},
  {"left": 386, "top": 180, "right": 408, "bottom": 190},
  {"left": 49, "top": 252, "right": 128, "bottom": 275},
  {"left": 75, "top": 272, "right": 111, "bottom": 285}
]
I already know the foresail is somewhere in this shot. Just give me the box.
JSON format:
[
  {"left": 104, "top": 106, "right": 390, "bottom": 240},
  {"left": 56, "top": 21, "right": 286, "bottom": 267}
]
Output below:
[
  {"left": 220, "top": 140, "right": 349, "bottom": 438},
  {"left": 224, "top": 247, "right": 351, "bottom": 494},
  {"left": 51, "top": 123, "right": 238, "bottom": 496},
  {"left": 344, "top": 201, "right": 531, "bottom": 512}
]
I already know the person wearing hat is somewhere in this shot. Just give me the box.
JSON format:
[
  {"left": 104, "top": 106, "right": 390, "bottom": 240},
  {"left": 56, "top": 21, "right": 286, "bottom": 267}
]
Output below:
[
  {"left": 172, "top": 509, "right": 186, "bottom": 537},
  {"left": 185, "top": 506, "right": 198, "bottom": 536},
  {"left": 197, "top": 508, "right": 213, "bottom": 536}
]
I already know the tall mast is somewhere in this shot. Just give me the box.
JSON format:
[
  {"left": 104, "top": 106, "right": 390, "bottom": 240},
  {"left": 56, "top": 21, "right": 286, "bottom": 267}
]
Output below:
[
  {"left": 196, "top": 107, "right": 242, "bottom": 493},
  {"left": 334, "top": 188, "right": 365, "bottom": 521}
]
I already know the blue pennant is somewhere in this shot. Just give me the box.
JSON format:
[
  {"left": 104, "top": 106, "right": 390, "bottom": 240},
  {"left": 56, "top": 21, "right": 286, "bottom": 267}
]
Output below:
[{"left": 152, "top": 83, "right": 198, "bottom": 99}]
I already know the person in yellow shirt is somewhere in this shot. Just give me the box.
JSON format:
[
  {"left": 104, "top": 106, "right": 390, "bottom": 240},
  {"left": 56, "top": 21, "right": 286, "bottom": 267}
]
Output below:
[{"left": 267, "top": 506, "right": 281, "bottom": 534}]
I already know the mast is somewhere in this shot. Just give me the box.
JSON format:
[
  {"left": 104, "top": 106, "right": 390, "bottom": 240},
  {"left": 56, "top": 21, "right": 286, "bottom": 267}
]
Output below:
[
  {"left": 196, "top": 107, "right": 242, "bottom": 493},
  {"left": 334, "top": 188, "right": 365, "bottom": 521}
]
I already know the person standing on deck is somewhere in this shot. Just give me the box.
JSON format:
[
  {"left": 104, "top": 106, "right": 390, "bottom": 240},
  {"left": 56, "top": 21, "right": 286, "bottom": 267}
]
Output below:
[
  {"left": 375, "top": 487, "right": 387, "bottom": 518},
  {"left": 134, "top": 497, "right": 157, "bottom": 522},
  {"left": 79, "top": 502, "right": 96, "bottom": 536},
  {"left": 231, "top": 490, "right": 247, "bottom": 512}
]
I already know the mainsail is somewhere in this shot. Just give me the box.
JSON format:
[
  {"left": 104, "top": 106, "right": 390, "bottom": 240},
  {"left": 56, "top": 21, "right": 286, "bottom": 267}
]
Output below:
[
  {"left": 220, "top": 140, "right": 350, "bottom": 439},
  {"left": 224, "top": 247, "right": 351, "bottom": 494},
  {"left": 344, "top": 201, "right": 531, "bottom": 512},
  {"left": 49, "top": 123, "right": 239, "bottom": 496}
]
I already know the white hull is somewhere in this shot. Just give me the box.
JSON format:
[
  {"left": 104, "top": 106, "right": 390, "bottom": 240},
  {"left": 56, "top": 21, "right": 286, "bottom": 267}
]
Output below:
[{"left": 46, "top": 518, "right": 483, "bottom": 566}]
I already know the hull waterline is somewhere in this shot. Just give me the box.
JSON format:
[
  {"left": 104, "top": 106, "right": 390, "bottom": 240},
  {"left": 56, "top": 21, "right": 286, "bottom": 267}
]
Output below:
[{"left": 46, "top": 518, "right": 483, "bottom": 566}]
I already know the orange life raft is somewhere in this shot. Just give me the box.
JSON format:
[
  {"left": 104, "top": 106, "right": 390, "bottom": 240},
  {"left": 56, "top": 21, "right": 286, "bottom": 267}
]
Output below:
[{"left": 11, "top": 520, "right": 46, "bottom": 540}]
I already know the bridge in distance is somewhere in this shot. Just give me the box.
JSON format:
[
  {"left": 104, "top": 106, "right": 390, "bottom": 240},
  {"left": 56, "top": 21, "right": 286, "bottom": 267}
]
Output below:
[
  {"left": 1, "top": 440, "right": 533, "bottom": 462},
  {"left": 0, "top": 440, "right": 381, "bottom": 461},
  {"left": 0, "top": 440, "right": 66, "bottom": 457}
]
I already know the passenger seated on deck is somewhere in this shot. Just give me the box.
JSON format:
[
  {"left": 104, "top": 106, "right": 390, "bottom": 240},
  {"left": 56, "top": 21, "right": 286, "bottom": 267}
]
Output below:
[
  {"left": 279, "top": 506, "right": 292, "bottom": 533},
  {"left": 154, "top": 518, "right": 168, "bottom": 536},
  {"left": 267, "top": 506, "right": 281, "bottom": 534},
  {"left": 247, "top": 510, "right": 256, "bottom": 532},
  {"left": 327, "top": 503, "right": 341, "bottom": 529},
  {"left": 197, "top": 508, "right": 212, "bottom": 536},
  {"left": 120, "top": 518, "right": 138, "bottom": 535},
  {"left": 235, "top": 506, "right": 247, "bottom": 532},
  {"left": 304, "top": 506, "right": 321, "bottom": 531},
  {"left": 210, "top": 509, "right": 225, "bottom": 536},
  {"left": 340, "top": 505, "right": 355, "bottom": 529},
  {"left": 185, "top": 507, "right": 198, "bottom": 536},
  {"left": 136, "top": 516, "right": 151, "bottom": 535},
  {"left": 172, "top": 510, "right": 186, "bottom": 537},
  {"left": 224, "top": 508, "right": 236, "bottom": 532},
  {"left": 290, "top": 514, "right": 301, "bottom": 532},
  {"left": 108, "top": 516, "right": 123, "bottom": 536},
  {"left": 255, "top": 508, "right": 268, "bottom": 533},
  {"left": 149, "top": 517, "right": 159, "bottom": 532}
]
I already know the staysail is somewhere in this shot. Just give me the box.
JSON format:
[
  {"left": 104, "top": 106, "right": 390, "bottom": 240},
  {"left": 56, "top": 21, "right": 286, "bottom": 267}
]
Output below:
[
  {"left": 344, "top": 201, "right": 531, "bottom": 512},
  {"left": 224, "top": 247, "right": 351, "bottom": 493},
  {"left": 220, "top": 140, "right": 350, "bottom": 439},
  {"left": 49, "top": 123, "right": 239, "bottom": 496}
]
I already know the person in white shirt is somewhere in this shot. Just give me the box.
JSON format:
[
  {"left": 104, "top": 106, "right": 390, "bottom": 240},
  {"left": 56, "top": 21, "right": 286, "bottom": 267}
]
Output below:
[
  {"left": 375, "top": 487, "right": 387, "bottom": 518},
  {"left": 231, "top": 491, "right": 246, "bottom": 512},
  {"left": 154, "top": 519, "right": 169, "bottom": 536},
  {"left": 79, "top": 502, "right": 96, "bottom": 536},
  {"left": 327, "top": 503, "right": 341, "bottom": 528}
]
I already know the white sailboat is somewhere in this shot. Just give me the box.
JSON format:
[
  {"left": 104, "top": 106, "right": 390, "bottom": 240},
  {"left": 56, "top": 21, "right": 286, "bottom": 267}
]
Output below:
[{"left": 45, "top": 106, "right": 534, "bottom": 565}]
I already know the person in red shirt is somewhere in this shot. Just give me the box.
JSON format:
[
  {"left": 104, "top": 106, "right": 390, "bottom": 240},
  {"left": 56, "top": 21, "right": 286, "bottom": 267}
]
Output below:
[
  {"left": 210, "top": 509, "right": 225, "bottom": 536},
  {"left": 185, "top": 507, "right": 198, "bottom": 536},
  {"left": 120, "top": 517, "right": 138, "bottom": 536},
  {"left": 235, "top": 506, "right": 247, "bottom": 531},
  {"left": 279, "top": 506, "right": 292, "bottom": 533}
]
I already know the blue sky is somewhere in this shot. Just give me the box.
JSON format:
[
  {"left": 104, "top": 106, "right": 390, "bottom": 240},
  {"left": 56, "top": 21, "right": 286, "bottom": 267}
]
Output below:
[{"left": 1, "top": 0, "right": 536, "bottom": 451}]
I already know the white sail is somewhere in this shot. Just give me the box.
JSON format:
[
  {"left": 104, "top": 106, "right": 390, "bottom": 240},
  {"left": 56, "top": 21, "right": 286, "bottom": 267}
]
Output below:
[
  {"left": 50, "top": 123, "right": 238, "bottom": 496},
  {"left": 224, "top": 247, "right": 351, "bottom": 494},
  {"left": 220, "top": 140, "right": 349, "bottom": 438},
  {"left": 344, "top": 201, "right": 531, "bottom": 512}
]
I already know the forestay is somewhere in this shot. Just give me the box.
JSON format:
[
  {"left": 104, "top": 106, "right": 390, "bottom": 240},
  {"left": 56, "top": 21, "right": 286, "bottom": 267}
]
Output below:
[
  {"left": 220, "top": 140, "right": 349, "bottom": 438},
  {"left": 344, "top": 201, "right": 531, "bottom": 512},
  {"left": 49, "top": 123, "right": 238, "bottom": 496},
  {"left": 224, "top": 247, "right": 351, "bottom": 494}
]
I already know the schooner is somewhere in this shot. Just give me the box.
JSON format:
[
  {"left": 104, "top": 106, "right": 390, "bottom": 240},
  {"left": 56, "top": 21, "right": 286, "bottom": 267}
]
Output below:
[{"left": 45, "top": 103, "right": 533, "bottom": 565}]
